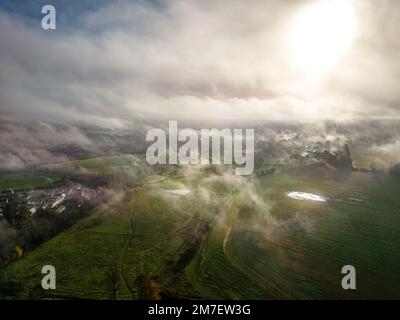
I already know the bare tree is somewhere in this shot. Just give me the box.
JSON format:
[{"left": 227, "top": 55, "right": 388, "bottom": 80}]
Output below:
[{"left": 107, "top": 265, "right": 120, "bottom": 300}]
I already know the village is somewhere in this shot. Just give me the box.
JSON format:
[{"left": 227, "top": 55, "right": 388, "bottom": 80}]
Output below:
[{"left": 0, "top": 183, "right": 106, "bottom": 219}]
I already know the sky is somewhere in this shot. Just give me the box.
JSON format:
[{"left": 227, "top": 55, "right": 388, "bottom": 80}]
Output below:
[{"left": 0, "top": 0, "right": 400, "bottom": 128}]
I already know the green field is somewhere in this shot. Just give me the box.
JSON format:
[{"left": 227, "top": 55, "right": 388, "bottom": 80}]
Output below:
[
  {"left": 0, "top": 172, "right": 61, "bottom": 191},
  {"left": 1, "top": 168, "right": 400, "bottom": 299},
  {"left": 43, "top": 155, "right": 147, "bottom": 176},
  {"left": 0, "top": 155, "right": 145, "bottom": 191}
]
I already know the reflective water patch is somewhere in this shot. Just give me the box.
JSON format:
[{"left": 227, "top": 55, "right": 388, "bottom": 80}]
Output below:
[
  {"left": 286, "top": 191, "right": 327, "bottom": 202},
  {"left": 164, "top": 189, "right": 191, "bottom": 196}
]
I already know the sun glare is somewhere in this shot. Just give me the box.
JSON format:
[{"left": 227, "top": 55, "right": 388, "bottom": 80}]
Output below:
[{"left": 290, "top": 0, "right": 356, "bottom": 73}]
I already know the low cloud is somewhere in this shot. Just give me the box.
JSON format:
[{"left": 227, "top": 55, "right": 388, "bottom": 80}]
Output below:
[{"left": 0, "top": 121, "right": 94, "bottom": 169}]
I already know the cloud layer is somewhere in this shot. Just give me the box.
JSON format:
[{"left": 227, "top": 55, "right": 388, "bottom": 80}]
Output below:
[{"left": 1, "top": 0, "right": 400, "bottom": 125}]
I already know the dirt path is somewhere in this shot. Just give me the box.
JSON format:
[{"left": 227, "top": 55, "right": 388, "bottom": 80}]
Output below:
[
  {"left": 222, "top": 213, "right": 237, "bottom": 256},
  {"left": 40, "top": 175, "right": 53, "bottom": 184},
  {"left": 195, "top": 195, "right": 234, "bottom": 297}
]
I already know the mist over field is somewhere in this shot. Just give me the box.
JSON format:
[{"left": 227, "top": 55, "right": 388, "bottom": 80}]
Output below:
[{"left": 1, "top": 119, "right": 399, "bottom": 172}]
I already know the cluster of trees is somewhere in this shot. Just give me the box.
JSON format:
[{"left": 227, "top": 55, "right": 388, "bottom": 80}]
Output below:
[
  {"left": 0, "top": 199, "right": 92, "bottom": 266},
  {"left": 390, "top": 164, "right": 400, "bottom": 180}
]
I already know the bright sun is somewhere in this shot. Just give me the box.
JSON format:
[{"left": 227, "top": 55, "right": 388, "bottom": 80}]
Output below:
[{"left": 290, "top": 0, "right": 356, "bottom": 73}]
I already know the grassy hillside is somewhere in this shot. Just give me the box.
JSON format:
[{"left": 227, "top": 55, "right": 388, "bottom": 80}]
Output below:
[
  {"left": 0, "top": 172, "right": 61, "bottom": 191},
  {"left": 42, "top": 155, "right": 146, "bottom": 176},
  {"left": 2, "top": 169, "right": 400, "bottom": 299}
]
